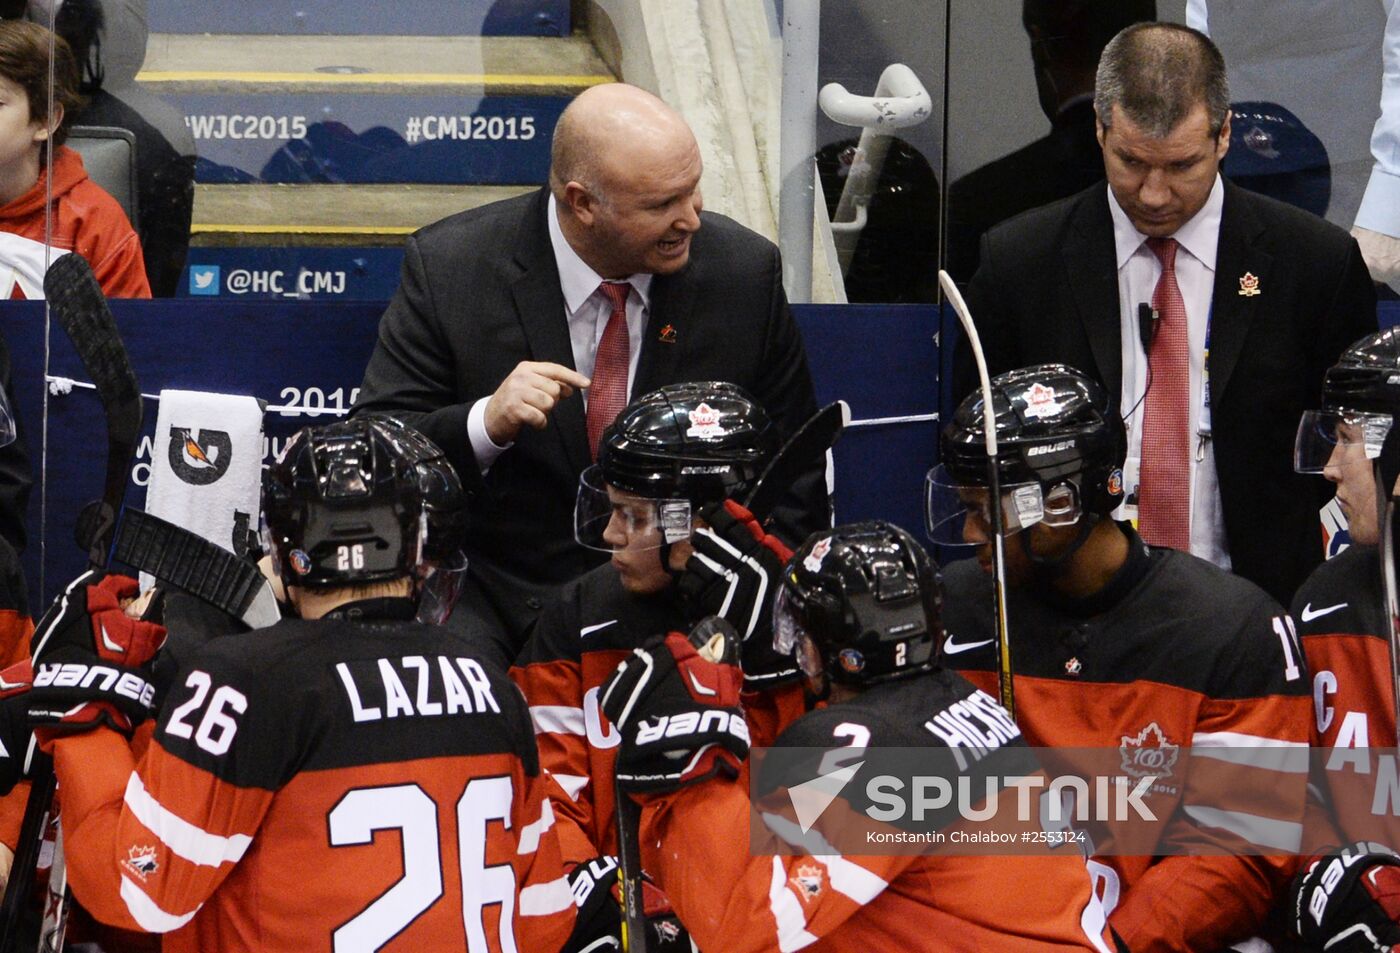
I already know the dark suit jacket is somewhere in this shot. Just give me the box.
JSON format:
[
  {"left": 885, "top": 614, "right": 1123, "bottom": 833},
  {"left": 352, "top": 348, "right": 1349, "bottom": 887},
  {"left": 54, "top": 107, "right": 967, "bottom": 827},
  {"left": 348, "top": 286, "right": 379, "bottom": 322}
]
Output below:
[
  {"left": 356, "top": 188, "right": 825, "bottom": 640},
  {"left": 961, "top": 180, "right": 1377, "bottom": 605}
]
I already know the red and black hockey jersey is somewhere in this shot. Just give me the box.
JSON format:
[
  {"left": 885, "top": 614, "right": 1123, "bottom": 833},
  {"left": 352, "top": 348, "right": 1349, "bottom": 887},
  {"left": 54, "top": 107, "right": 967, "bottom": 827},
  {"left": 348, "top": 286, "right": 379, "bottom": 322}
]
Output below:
[
  {"left": 50, "top": 601, "right": 577, "bottom": 952},
  {"left": 941, "top": 534, "right": 1311, "bottom": 953},
  {"left": 511, "top": 564, "right": 803, "bottom": 864},
  {"left": 1290, "top": 544, "right": 1400, "bottom": 849},
  {"left": 642, "top": 668, "right": 1118, "bottom": 952}
]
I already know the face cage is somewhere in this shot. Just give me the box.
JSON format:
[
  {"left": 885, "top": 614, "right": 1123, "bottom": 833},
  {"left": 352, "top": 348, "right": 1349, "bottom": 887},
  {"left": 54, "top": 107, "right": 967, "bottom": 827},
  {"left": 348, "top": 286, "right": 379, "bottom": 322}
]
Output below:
[
  {"left": 772, "top": 585, "right": 826, "bottom": 681},
  {"left": 1294, "top": 409, "right": 1392, "bottom": 474},
  {"left": 416, "top": 550, "right": 468, "bottom": 625},
  {"left": 574, "top": 464, "right": 694, "bottom": 553},
  {"left": 923, "top": 464, "right": 1082, "bottom": 547}
]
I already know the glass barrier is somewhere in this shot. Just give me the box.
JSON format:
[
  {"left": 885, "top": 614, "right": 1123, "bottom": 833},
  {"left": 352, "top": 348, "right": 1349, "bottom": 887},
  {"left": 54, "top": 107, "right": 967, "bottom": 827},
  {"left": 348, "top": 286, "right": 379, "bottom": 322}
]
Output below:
[{"left": 3, "top": 0, "right": 1391, "bottom": 599}]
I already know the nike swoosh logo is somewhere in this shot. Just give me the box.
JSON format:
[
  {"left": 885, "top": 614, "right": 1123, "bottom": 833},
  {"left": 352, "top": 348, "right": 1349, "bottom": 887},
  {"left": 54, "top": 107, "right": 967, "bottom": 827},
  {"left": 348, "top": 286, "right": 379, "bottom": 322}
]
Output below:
[
  {"left": 0, "top": 675, "right": 26, "bottom": 691},
  {"left": 580, "top": 620, "right": 618, "bottom": 638},
  {"left": 687, "top": 670, "right": 717, "bottom": 696},
  {"left": 943, "top": 635, "right": 995, "bottom": 655},
  {"left": 100, "top": 624, "right": 123, "bottom": 654},
  {"left": 1300, "top": 602, "right": 1348, "bottom": 623}
]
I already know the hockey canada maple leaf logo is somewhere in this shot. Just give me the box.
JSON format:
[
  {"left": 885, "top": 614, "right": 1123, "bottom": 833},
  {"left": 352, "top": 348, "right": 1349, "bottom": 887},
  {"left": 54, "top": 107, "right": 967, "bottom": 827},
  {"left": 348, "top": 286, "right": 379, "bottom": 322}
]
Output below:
[
  {"left": 122, "top": 844, "right": 159, "bottom": 882},
  {"left": 1021, "top": 383, "right": 1063, "bottom": 419},
  {"left": 803, "top": 536, "right": 833, "bottom": 573},
  {"left": 790, "top": 863, "right": 824, "bottom": 901},
  {"left": 686, "top": 402, "right": 727, "bottom": 439},
  {"left": 1120, "top": 723, "right": 1179, "bottom": 779}
]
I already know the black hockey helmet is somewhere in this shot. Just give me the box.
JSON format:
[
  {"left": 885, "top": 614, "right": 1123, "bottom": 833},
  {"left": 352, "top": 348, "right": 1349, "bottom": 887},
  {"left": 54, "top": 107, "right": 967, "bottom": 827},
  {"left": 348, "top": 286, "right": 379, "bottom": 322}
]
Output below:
[
  {"left": 576, "top": 381, "right": 779, "bottom": 551},
  {"left": 1296, "top": 328, "right": 1400, "bottom": 478},
  {"left": 927, "top": 364, "right": 1126, "bottom": 543},
  {"left": 262, "top": 415, "right": 466, "bottom": 591},
  {"left": 773, "top": 521, "right": 941, "bottom": 689}
]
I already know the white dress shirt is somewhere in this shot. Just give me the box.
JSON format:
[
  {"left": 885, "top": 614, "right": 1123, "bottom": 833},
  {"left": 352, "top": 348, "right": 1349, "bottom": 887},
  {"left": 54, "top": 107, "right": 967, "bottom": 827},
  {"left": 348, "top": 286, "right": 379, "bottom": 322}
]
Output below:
[
  {"left": 466, "top": 194, "right": 653, "bottom": 471},
  {"left": 1111, "top": 175, "right": 1232, "bottom": 568},
  {"left": 1357, "top": 0, "right": 1400, "bottom": 237}
]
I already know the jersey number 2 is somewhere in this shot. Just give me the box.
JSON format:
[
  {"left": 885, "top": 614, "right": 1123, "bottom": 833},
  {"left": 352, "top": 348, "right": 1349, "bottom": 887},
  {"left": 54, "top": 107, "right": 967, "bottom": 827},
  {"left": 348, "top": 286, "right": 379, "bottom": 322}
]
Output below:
[{"left": 328, "top": 776, "right": 517, "bottom": 952}]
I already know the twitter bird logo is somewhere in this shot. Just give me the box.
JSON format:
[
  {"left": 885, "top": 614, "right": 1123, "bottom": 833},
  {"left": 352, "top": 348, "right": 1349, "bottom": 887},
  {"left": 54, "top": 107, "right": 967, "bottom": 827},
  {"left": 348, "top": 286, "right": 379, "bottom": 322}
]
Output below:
[{"left": 190, "top": 265, "right": 221, "bottom": 296}]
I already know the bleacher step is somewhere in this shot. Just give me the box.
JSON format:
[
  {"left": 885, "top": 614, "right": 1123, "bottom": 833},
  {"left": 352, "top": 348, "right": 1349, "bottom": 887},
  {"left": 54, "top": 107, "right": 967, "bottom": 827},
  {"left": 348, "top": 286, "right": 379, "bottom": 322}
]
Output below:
[
  {"left": 191, "top": 183, "right": 536, "bottom": 246},
  {"left": 140, "top": 33, "right": 612, "bottom": 95}
]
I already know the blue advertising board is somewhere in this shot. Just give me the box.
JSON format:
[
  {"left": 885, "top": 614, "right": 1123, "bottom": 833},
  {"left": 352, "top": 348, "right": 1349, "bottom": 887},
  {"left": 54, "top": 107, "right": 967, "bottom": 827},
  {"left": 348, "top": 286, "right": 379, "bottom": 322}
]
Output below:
[
  {"left": 149, "top": 0, "right": 571, "bottom": 36},
  {"left": 180, "top": 248, "right": 407, "bottom": 301},
  {"left": 9, "top": 300, "right": 943, "bottom": 605},
  {"left": 180, "top": 94, "right": 566, "bottom": 185}
]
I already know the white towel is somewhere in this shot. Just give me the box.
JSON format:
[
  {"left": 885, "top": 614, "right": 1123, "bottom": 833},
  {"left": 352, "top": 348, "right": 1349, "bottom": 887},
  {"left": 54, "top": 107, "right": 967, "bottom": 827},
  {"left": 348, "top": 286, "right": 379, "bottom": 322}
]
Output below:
[{"left": 143, "top": 389, "right": 264, "bottom": 590}]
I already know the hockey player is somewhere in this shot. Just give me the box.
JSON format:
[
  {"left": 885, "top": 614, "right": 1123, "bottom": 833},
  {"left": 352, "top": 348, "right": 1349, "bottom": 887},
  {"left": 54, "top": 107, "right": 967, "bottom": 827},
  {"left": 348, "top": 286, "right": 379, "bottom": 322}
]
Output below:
[
  {"left": 597, "top": 520, "right": 1119, "bottom": 951},
  {"left": 929, "top": 363, "right": 1312, "bottom": 952},
  {"left": 512, "top": 380, "right": 806, "bottom": 861},
  {"left": 4, "top": 417, "right": 579, "bottom": 951},
  {"left": 1285, "top": 327, "right": 1400, "bottom": 952}
]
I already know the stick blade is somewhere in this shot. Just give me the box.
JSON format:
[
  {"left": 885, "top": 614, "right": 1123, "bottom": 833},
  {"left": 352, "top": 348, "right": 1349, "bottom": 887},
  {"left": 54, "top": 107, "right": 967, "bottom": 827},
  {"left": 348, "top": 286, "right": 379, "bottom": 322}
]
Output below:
[
  {"left": 742, "top": 400, "right": 850, "bottom": 522},
  {"left": 44, "top": 254, "right": 144, "bottom": 565}
]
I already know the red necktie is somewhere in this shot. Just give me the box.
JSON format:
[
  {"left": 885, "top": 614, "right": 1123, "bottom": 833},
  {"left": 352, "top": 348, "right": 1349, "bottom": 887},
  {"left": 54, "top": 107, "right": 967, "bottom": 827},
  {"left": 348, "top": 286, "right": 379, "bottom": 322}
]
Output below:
[
  {"left": 1137, "top": 237, "right": 1192, "bottom": 551},
  {"left": 587, "top": 281, "right": 631, "bottom": 460}
]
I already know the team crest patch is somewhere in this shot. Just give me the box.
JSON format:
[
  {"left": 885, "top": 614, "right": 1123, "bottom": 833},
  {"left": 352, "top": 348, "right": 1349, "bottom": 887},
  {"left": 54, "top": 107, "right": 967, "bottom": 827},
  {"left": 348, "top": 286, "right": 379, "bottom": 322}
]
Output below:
[
  {"left": 122, "top": 845, "right": 159, "bottom": 882},
  {"left": 838, "top": 648, "right": 865, "bottom": 674},
  {"left": 653, "top": 919, "right": 682, "bottom": 943},
  {"left": 686, "top": 402, "right": 727, "bottom": 439},
  {"left": 790, "top": 863, "right": 824, "bottom": 901},
  {"left": 1021, "top": 382, "right": 1063, "bottom": 419},
  {"left": 803, "top": 537, "right": 832, "bottom": 573},
  {"left": 1120, "top": 723, "right": 1179, "bottom": 779},
  {"left": 1106, "top": 468, "right": 1123, "bottom": 496},
  {"left": 289, "top": 549, "right": 313, "bottom": 575}
]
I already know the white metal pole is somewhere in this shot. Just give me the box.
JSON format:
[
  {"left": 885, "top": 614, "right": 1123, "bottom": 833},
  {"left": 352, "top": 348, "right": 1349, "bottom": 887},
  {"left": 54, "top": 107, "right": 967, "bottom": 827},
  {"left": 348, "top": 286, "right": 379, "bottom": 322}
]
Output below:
[{"left": 778, "top": 0, "right": 819, "bottom": 304}]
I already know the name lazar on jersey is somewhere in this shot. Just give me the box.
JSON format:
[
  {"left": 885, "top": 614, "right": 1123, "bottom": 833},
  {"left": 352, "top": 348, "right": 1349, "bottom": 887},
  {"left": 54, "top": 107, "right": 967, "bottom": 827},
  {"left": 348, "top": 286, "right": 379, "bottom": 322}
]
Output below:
[{"left": 335, "top": 655, "right": 500, "bottom": 723}]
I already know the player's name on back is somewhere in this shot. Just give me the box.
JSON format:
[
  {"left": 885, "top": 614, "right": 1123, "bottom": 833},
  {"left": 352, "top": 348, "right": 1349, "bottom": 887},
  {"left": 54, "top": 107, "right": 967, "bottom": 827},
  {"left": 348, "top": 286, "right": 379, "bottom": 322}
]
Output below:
[
  {"left": 334, "top": 655, "right": 502, "bottom": 723},
  {"left": 923, "top": 689, "right": 1022, "bottom": 770}
]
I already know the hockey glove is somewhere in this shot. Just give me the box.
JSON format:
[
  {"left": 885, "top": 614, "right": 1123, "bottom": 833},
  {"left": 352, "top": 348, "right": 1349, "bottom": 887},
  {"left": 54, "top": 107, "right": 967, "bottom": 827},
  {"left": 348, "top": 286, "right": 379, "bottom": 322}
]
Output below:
[
  {"left": 563, "top": 855, "right": 692, "bottom": 953},
  {"left": 1292, "top": 842, "right": 1400, "bottom": 951},
  {"left": 27, "top": 570, "right": 167, "bottom": 744},
  {"left": 600, "top": 629, "right": 749, "bottom": 793},
  {"left": 679, "top": 499, "right": 800, "bottom": 690}
]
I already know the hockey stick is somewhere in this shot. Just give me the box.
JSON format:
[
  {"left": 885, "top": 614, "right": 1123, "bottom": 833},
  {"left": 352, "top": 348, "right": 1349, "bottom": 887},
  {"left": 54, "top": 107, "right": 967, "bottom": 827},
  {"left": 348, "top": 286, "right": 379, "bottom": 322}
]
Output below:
[
  {"left": 938, "top": 270, "right": 1015, "bottom": 718},
  {"left": 742, "top": 400, "right": 850, "bottom": 522},
  {"left": 0, "top": 255, "right": 144, "bottom": 953},
  {"left": 113, "top": 508, "right": 281, "bottom": 630},
  {"left": 613, "top": 402, "right": 850, "bottom": 951},
  {"left": 1376, "top": 464, "right": 1400, "bottom": 748}
]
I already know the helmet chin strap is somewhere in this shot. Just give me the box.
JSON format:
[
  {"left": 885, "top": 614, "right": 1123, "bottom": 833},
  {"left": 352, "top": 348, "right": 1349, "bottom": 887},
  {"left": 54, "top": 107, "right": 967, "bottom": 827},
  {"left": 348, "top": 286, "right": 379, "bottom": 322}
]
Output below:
[
  {"left": 802, "top": 669, "right": 832, "bottom": 708},
  {"left": 1021, "top": 512, "right": 1099, "bottom": 581},
  {"left": 660, "top": 540, "right": 682, "bottom": 581}
]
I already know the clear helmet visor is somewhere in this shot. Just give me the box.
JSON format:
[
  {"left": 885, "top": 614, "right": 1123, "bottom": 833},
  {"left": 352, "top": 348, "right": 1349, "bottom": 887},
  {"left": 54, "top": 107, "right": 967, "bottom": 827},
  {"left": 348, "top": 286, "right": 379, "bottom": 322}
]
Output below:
[
  {"left": 923, "top": 464, "right": 1081, "bottom": 547},
  {"left": 0, "top": 388, "right": 14, "bottom": 449},
  {"left": 1294, "top": 409, "right": 1391, "bottom": 474},
  {"left": 772, "top": 585, "right": 823, "bottom": 681},
  {"left": 416, "top": 550, "right": 467, "bottom": 626},
  {"left": 574, "top": 465, "right": 694, "bottom": 553}
]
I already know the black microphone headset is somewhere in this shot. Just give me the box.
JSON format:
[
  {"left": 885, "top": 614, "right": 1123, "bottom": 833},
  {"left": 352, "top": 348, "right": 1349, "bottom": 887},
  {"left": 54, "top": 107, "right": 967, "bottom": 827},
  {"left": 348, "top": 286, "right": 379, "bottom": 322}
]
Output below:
[{"left": 1124, "top": 303, "right": 1160, "bottom": 423}]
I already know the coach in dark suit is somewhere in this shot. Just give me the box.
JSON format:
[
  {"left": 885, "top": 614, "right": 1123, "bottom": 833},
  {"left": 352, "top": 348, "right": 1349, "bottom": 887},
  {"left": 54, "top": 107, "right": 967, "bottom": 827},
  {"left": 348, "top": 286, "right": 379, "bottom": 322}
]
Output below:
[
  {"left": 355, "top": 84, "right": 825, "bottom": 650},
  {"left": 960, "top": 23, "right": 1376, "bottom": 606}
]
